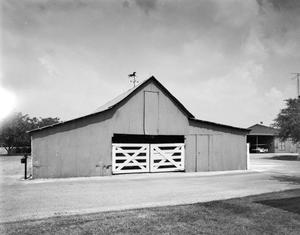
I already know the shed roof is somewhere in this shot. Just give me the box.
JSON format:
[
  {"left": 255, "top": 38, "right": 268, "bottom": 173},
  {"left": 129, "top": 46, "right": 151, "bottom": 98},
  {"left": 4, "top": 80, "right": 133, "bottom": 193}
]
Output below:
[
  {"left": 28, "top": 76, "right": 248, "bottom": 134},
  {"left": 247, "top": 124, "right": 279, "bottom": 136},
  {"left": 189, "top": 118, "right": 250, "bottom": 133}
]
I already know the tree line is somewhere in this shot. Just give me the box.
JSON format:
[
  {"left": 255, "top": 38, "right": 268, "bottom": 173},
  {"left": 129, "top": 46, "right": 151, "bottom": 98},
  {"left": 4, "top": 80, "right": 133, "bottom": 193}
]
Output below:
[
  {"left": 0, "top": 98, "right": 299, "bottom": 155},
  {"left": 0, "top": 112, "right": 60, "bottom": 155}
]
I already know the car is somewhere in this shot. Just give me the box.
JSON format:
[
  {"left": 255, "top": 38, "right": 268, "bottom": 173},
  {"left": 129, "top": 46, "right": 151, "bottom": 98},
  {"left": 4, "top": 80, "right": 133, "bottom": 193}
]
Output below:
[{"left": 252, "top": 147, "right": 268, "bottom": 153}]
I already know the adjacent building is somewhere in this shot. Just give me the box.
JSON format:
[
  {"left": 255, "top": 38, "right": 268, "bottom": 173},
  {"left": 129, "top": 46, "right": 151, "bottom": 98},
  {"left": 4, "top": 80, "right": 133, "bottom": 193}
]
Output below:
[{"left": 247, "top": 123, "right": 298, "bottom": 153}]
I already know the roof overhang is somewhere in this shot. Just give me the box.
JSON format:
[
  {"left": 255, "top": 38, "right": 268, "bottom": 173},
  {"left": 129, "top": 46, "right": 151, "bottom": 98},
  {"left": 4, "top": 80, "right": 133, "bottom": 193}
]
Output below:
[
  {"left": 247, "top": 133, "right": 277, "bottom": 136},
  {"left": 189, "top": 118, "right": 250, "bottom": 133}
]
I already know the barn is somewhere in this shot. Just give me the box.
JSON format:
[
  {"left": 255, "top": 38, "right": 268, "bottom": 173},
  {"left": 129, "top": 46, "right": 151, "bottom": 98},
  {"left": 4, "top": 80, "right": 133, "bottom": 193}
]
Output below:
[{"left": 29, "top": 76, "right": 249, "bottom": 178}]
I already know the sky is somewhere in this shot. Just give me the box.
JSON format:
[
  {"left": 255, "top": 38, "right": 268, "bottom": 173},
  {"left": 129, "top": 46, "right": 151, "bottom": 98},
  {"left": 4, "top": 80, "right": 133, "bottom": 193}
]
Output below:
[{"left": 1, "top": 0, "right": 300, "bottom": 128}]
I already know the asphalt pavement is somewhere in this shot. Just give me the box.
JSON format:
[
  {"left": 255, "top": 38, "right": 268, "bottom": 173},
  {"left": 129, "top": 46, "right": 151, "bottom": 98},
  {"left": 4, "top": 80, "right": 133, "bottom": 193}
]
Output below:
[{"left": 0, "top": 155, "right": 299, "bottom": 223}]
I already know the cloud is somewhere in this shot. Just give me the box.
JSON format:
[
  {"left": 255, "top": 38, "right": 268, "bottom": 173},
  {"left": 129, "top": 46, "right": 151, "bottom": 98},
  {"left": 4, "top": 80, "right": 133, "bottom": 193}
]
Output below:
[
  {"left": 122, "top": 0, "right": 130, "bottom": 8},
  {"left": 1, "top": 0, "right": 299, "bottom": 124},
  {"left": 257, "top": 0, "right": 300, "bottom": 12},
  {"left": 0, "top": 85, "right": 17, "bottom": 121},
  {"left": 2, "top": 0, "right": 89, "bottom": 13},
  {"left": 38, "top": 55, "right": 60, "bottom": 79},
  {"left": 183, "top": 60, "right": 286, "bottom": 126},
  {"left": 256, "top": 0, "right": 300, "bottom": 53},
  {"left": 134, "top": 0, "right": 158, "bottom": 14}
]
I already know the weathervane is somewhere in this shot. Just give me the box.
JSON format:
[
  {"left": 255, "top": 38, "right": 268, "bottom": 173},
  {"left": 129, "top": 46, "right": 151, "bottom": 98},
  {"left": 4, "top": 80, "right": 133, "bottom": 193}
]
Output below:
[{"left": 128, "top": 72, "right": 138, "bottom": 87}]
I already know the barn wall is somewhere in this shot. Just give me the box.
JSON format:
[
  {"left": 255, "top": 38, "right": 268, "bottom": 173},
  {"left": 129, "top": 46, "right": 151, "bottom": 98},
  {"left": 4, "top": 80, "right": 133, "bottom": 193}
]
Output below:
[
  {"left": 31, "top": 112, "right": 114, "bottom": 178},
  {"left": 185, "top": 121, "right": 247, "bottom": 172}
]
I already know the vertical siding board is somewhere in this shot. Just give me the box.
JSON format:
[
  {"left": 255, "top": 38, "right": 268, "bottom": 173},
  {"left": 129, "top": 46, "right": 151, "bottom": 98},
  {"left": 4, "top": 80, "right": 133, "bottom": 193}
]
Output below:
[
  {"left": 144, "top": 91, "right": 159, "bottom": 135},
  {"left": 185, "top": 135, "right": 196, "bottom": 172},
  {"left": 198, "top": 135, "right": 209, "bottom": 171}
]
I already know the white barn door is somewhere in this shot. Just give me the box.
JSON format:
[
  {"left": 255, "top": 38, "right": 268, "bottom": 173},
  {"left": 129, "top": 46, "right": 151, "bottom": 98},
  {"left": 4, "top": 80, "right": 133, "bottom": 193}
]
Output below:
[
  {"left": 112, "top": 144, "right": 149, "bottom": 174},
  {"left": 112, "top": 143, "right": 185, "bottom": 174},
  {"left": 150, "top": 143, "right": 185, "bottom": 172}
]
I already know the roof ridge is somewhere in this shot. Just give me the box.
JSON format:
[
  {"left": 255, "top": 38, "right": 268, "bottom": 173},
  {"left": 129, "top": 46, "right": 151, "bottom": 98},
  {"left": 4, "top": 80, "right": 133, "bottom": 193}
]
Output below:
[
  {"left": 248, "top": 123, "right": 277, "bottom": 130},
  {"left": 94, "top": 77, "right": 149, "bottom": 113}
]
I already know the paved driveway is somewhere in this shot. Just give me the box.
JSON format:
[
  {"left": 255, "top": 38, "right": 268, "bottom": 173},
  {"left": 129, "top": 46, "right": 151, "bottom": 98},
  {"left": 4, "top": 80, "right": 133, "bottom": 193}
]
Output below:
[
  {"left": 0, "top": 156, "right": 299, "bottom": 223},
  {"left": 250, "top": 155, "right": 300, "bottom": 176}
]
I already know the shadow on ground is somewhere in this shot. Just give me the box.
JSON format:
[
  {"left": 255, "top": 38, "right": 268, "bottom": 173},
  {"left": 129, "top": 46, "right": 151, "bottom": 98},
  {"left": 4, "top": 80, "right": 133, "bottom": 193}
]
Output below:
[
  {"left": 271, "top": 175, "right": 300, "bottom": 185},
  {"left": 256, "top": 197, "right": 300, "bottom": 215},
  {"left": 269, "top": 156, "right": 299, "bottom": 161}
]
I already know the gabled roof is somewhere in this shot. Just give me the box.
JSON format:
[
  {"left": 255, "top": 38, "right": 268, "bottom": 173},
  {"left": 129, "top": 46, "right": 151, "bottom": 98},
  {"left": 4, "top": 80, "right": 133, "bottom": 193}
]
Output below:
[
  {"left": 247, "top": 124, "right": 279, "bottom": 136},
  {"left": 29, "top": 76, "right": 194, "bottom": 133},
  {"left": 93, "top": 76, "right": 195, "bottom": 118}
]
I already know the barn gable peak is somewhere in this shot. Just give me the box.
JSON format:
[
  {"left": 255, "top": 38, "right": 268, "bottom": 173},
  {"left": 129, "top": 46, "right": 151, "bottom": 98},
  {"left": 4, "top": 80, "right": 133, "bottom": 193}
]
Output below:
[{"left": 94, "top": 76, "right": 195, "bottom": 118}]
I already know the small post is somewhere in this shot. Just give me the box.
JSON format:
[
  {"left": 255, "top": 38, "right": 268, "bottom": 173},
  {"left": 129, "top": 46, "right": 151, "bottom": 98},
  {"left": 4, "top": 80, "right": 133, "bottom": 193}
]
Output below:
[
  {"left": 25, "top": 154, "right": 27, "bottom": 179},
  {"left": 21, "top": 154, "right": 28, "bottom": 179},
  {"left": 247, "top": 143, "right": 250, "bottom": 170}
]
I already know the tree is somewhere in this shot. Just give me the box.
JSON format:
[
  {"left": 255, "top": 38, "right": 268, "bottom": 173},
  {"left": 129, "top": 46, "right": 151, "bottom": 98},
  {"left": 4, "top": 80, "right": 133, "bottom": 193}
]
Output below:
[
  {"left": 38, "top": 117, "right": 60, "bottom": 127},
  {"left": 0, "top": 112, "right": 61, "bottom": 154},
  {"left": 273, "top": 98, "right": 300, "bottom": 143}
]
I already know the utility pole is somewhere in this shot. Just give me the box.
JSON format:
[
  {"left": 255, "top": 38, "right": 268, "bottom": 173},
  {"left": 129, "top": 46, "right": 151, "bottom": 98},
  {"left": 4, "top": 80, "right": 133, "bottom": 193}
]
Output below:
[{"left": 291, "top": 73, "right": 300, "bottom": 98}]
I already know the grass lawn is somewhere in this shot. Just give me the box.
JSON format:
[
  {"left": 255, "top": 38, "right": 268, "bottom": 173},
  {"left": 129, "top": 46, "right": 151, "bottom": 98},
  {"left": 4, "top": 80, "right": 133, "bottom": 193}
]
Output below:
[{"left": 1, "top": 189, "right": 300, "bottom": 235}]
